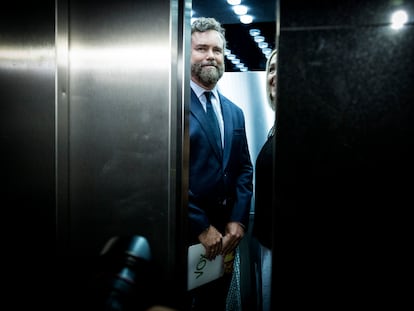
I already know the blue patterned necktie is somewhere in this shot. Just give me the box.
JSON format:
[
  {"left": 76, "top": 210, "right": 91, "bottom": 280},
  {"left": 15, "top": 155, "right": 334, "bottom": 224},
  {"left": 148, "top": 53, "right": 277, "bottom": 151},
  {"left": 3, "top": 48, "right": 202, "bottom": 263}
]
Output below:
[{"left": 204, "top": 91, "right": 222, "bottom": 152}]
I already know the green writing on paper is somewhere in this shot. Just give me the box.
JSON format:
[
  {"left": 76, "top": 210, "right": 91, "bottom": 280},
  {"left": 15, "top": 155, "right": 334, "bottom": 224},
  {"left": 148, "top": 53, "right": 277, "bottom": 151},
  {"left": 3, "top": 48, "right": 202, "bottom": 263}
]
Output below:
[{"left": 194, "top": 254, "right": 207, "bottom": 279}]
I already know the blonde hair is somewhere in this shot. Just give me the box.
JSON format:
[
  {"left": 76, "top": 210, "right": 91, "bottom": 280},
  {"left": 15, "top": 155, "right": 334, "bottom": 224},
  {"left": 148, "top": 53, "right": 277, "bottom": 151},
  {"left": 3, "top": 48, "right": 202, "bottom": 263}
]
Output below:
[{"left": 265, "top": 49, "right": 277, "bottom": 111}]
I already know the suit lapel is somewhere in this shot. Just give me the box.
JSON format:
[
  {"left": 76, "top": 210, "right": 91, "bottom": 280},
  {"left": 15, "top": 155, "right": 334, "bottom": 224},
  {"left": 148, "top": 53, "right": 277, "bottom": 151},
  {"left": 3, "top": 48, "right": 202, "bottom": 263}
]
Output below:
[
  {"left": 191, "top": 90, "right": 223, "bottom": 160},
  {"left": 219, "top": 93, "right": 233, "bottom": 168}
]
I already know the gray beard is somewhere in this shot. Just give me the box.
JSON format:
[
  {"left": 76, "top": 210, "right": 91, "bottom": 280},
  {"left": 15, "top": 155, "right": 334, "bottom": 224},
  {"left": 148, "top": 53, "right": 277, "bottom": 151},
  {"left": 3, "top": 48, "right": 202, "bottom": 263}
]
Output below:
[{"left": 192, "top": 63, "right": 224, "bottom": 87}]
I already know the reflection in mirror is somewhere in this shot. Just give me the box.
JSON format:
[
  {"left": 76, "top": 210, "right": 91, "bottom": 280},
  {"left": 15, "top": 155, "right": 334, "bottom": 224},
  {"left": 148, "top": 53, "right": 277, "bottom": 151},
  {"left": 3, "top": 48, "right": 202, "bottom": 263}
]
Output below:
[{"left": 189, "top": 1, "right": 278, "bottom": 310}]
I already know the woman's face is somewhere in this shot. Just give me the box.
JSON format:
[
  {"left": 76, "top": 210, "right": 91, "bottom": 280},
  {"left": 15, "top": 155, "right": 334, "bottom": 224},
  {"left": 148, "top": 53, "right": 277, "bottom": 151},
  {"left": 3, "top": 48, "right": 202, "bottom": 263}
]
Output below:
[{"left": 267, "top": 53, "right": 277, "bottom": 103}]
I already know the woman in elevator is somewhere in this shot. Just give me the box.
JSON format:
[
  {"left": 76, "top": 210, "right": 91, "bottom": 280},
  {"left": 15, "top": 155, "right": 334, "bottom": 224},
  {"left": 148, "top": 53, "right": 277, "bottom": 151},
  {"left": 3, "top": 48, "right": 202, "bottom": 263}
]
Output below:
[{"left": 251, "top": 49, "right": 277, "bottom": 311}]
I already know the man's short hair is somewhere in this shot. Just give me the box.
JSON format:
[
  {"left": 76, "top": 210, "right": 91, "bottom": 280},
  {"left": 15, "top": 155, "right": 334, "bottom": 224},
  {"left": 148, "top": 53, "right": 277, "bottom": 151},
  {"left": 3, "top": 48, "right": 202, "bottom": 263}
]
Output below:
[{"left": 191, "top": 17, "right": 227, "bottom": 50}]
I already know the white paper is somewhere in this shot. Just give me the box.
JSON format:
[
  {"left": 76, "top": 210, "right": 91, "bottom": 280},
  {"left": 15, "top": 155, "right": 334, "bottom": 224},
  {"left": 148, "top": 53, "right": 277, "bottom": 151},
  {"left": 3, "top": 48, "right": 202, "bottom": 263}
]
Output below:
[{"left": 187, "top": 243, "right": 224, "bottom": 291}]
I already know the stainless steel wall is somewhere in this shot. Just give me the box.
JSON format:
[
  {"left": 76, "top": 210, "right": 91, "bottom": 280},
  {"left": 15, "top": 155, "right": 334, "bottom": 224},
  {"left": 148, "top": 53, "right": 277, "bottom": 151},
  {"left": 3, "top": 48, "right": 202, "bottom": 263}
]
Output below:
[
  {"left": 1, "top": 1, "right": 273, "bottom": 307},
  {"left": 56, "top": 0, "right": 190, "bottom": 296},
  {"left": 56, "top": 0, "right": 188, "bottom": 265},
  {"left": 1, "top": 1, "right": 56, "bottom": 264},
  {"left": 1, "top": 0, "right": 190, "bottom": 306}
]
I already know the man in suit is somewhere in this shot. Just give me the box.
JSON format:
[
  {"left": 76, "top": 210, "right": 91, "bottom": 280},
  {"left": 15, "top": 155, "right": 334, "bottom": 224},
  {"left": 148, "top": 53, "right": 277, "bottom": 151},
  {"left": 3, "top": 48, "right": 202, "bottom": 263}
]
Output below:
[{"left": 188, "top": 17, "right": 253, "bottom": 311}]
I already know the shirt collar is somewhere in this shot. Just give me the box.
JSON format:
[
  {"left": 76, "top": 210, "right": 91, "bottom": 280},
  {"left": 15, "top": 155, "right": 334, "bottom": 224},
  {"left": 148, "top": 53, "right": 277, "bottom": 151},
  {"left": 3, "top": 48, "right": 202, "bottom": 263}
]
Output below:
[{"left": 190, "top": 80, "right": 219, "bottom": 102}]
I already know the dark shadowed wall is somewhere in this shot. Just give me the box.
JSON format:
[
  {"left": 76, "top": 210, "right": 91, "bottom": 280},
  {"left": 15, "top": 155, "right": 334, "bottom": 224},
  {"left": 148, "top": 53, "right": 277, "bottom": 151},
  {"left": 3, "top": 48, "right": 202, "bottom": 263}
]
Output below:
[{"left": 273, "top": 0, "right": 413, "bottom": 309}]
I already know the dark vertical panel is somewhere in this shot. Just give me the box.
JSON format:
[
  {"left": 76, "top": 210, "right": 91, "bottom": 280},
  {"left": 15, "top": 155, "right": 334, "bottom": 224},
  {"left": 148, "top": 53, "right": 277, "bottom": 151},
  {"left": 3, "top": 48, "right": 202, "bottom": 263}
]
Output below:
[
  {"left": 0, "top": 0, "right": 56, "bottom": 306},
  {"left": 0, "top": 2, "right": 56, "bottom": 246},
  {"left": 274, "top": 1, "right": 413, "bottom": 308}
]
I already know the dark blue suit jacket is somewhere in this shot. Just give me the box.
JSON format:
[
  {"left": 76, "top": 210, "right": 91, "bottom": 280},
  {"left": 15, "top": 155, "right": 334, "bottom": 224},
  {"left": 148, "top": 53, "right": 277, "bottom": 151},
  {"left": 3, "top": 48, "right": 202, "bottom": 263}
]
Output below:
[{"left": 188, "top": 88, "right": 253, "bottom": 243}]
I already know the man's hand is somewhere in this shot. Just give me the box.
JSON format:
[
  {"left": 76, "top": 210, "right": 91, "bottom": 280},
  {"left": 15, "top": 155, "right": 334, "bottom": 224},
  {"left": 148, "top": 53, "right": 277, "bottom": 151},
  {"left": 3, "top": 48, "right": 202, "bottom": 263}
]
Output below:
[
  {"left": 198, "top": 225, "right": 223, "bottom": 260},
  {"left": 221, "top": 222, "right": 244, "bottom": 255}
]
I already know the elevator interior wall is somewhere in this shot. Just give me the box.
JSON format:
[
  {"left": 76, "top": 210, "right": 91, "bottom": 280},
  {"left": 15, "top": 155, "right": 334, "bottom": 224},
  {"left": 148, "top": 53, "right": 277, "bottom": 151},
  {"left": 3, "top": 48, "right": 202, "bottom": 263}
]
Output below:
[{"left": 1, "top": 0, "right": 189, "bottom": 308}]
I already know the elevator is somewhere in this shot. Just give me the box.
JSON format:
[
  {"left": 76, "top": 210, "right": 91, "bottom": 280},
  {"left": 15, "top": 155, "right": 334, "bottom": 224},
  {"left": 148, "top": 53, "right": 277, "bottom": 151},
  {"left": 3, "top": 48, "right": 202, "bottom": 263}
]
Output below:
[{"left": 1, "top": 0, "right": 277, "bottom": 309}]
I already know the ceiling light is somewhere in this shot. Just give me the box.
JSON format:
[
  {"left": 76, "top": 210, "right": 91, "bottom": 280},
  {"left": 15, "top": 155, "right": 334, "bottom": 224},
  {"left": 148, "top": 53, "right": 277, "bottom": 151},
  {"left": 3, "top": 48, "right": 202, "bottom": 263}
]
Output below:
[
  {"left": 226, "top": 53, "right": 236, "bottom": 60},
  {"left": 240, "top": 15, "right": 253, "bottom": 24},
  {"left": 258, "top": 42, "right": 268, "bottom": 49},
  {"left": 231, "top": 59, "right": 240, "bottom": 64},
  {"left": 233, "top": 5, "right": 248, "bottom": 15},
  {"left": 262, "top": 48, "right": 272, "bottom": 55},
  {"left": 391, "top": 10, "right": 408, "bottom": 29},
  {"left": 249, "top": 29, "right": 260, "bottom": 36},
  {"left": 227, "top": 0, "right": 241, "bottom": 5},
  {"left": 254, "top": 35, "right": 264, "bottom": 43}
]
